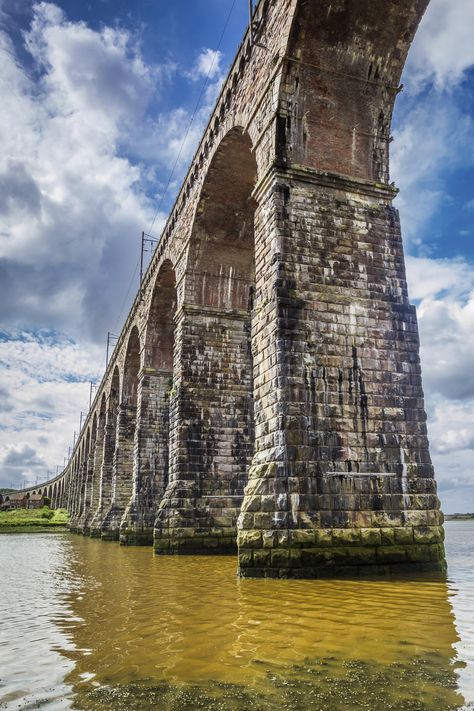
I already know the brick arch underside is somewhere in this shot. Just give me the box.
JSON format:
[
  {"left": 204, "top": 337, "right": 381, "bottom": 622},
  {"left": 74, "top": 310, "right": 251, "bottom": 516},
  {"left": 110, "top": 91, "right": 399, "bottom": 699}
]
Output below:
[
  {"left": 118, "top": 263, "right": 179, "bottom": 546},
  {"left": 284, "top": 0, "right": 430, "bottom": 182},
  {"left": 154, "top": 128, "right": 258, "bottom": 553},
  {"left": 91, "top": 369, "right": 120, "bottom": 537},
  {"left": 186, "top": 128, "right": 257, "bottom": 497},
  {"left": 101, "top": 333, "right": 141, "bottom": 538}
]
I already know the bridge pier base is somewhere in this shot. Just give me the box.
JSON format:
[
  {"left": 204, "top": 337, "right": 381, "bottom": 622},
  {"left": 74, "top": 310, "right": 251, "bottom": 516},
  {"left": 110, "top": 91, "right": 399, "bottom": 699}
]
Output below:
[
  {"left": 154, "top": 480, "right": 241, "bottom": 555},
  {"left": 89, "top": 512, "right": 104, "bottom": 539},
  {"left": 119, "top": 369, "right": 171, "bottom": 546},
  {"left": 236, "top": 169, "right": 446, "bottom": 578},
  {"left": 100, "top": 403, "right": 136, "bottom": 540},
  {"left": 153, "top": 301, "right": 254, "bottom": 555}
]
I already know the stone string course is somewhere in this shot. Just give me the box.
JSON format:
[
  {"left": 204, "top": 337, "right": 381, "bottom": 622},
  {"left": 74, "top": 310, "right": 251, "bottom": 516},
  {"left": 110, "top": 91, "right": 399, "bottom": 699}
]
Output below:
[{"left": 19, "top": 0, "right": 445, "bottom": 578}]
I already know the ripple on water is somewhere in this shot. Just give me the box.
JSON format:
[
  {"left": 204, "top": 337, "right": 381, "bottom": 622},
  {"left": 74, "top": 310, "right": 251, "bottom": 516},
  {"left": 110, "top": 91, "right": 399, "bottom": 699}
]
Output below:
[{"left": 0, "top": 522, "right": 473, "bottom": 710}]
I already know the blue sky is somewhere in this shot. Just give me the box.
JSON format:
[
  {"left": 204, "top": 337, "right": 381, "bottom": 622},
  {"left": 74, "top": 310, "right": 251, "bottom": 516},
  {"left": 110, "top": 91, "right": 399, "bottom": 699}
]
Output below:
[{"left": 0, "top": 0, "right": 473, "bottom": 513}]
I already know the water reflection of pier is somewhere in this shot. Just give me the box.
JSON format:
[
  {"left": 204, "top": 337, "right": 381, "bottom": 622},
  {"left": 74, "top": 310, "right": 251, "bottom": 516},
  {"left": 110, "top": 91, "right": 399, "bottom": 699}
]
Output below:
[{"left": 56, "top": 535, "right": 469, "bottom": 710}]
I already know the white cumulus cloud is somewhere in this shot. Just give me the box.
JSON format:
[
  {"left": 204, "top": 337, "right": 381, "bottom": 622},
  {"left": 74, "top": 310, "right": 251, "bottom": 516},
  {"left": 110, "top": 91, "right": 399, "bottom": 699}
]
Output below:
[{"left": 404, "top": 0, "right": 474, "bottom": 92}]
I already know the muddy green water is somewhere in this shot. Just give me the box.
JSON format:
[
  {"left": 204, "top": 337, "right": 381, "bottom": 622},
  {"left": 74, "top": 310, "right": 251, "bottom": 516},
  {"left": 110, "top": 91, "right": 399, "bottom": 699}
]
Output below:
[{"left": 0, "top": 521, "right": 473, "bottom": 710}]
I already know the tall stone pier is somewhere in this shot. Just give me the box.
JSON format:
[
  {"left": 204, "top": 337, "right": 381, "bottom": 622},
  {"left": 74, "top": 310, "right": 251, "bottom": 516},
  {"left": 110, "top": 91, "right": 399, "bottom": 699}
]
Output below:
[{"left": 37, "top": 0, "right": 445, "bottom": 578}]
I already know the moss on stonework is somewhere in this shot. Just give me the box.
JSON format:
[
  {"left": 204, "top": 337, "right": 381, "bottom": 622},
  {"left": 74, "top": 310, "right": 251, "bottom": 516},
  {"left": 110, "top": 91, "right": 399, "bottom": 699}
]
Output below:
[
  {"left": 120, "top": 529, "right": 154, "bottom": 546},
  {"left": 238, "top": 525, "right": 447, "bottom": 578},
  {"left": 154, "top": 533, "right": 237, "bottom": 555},
  {"left": 101, "top": 530, "right": 120, "bottom": 542}
]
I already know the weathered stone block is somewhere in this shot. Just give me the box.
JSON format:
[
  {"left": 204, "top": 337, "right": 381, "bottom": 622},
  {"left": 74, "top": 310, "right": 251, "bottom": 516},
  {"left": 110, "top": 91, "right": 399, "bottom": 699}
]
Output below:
[
  {"left": 238, "top": 551, "right": 253, "bottom": 568},
  {"left": 332, "top": 528, "right": 361, "bottom": 546},
  {"left": 394, "top": 527, "right": 414, "bottom": 545},
  {"left": 290, "top": 529, "right": 316, "bottom": 547},
  {"left": 414, "top": 526, "right": 443, "bottom": 544},
  {"left": 376, "top": 546, "right": 407, "bottom": 564},
  {"left": 253, "top": 549, "right": 271, "bottom": 567},
  {"left": 380, "top": 528, "right": 396, "bottom": 545},
  {"left": 301, "top": 548, "right": 334, "bottom": 566},
  {"left": 405, "top": 545, "right": 431, "bottom": 564},
  {"left": 254, "top": 512, "right": 275, "bottom": 529},
  {"left": 238, "top": 530, "right": 262, "bottom": 549},
  {"left": 313, "top": 528, "right": 332, "bottom": 547},
  {"left": 271, "top": 549, "right": 290, "bottom": 567},
  {"left": 360, "top": 528, "right": 382, "bottom": 546}
]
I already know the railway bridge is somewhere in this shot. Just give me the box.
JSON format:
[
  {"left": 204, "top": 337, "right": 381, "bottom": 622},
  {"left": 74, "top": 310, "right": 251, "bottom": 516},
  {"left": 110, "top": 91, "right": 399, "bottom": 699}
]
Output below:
[{"left": 28, "top": 0, "right": 446, "bottom": 577}]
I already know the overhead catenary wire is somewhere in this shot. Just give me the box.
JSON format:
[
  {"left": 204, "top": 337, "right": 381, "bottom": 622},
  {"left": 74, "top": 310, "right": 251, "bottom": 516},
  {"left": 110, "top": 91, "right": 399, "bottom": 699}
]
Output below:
[
  {"left": 146, "top": 0, "right": 238, "bottom": 236},
  {"left": 112, "top": 0, "right": 238, "bottom": 334}
]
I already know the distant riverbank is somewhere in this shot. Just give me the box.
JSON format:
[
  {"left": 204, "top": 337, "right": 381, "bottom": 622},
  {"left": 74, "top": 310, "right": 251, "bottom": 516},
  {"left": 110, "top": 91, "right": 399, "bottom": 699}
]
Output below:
[
  {"left": 0, "top": 507, "right": 69, "bottom": 533},
  {"left": 445, "top": 514, "right": 474, "bottom": 521}
]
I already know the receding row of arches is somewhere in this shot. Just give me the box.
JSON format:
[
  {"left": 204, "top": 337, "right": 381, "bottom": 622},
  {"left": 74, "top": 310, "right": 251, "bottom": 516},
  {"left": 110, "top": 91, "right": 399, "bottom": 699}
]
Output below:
[
  {"left": 65, "top": 127, "right": 258, "bottom": 546},
  {"left": 3, "top": 477, "right": 68, "bottom": 509}
]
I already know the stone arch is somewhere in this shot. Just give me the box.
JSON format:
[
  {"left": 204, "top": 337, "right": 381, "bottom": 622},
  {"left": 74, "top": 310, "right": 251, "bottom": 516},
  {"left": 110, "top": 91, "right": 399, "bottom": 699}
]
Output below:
[
  {"left": 96, "top": 366, "right": 120, "bottom": 535},
  {"left": 71, "top": 442, "right": 84, "bottom": 526},
  {"left": 91, "top": 413, "right": 97, "bottom": 451},
  {"left": 106, "top": 326, "right": 142, "bottom": 534},
  {"left": 73, "top": 444, "right": 83, "bottom": 521},
  {"left": 145, "top": 261, "right": 176, "bottom": 372},
  {"left": 186, "top": 127, "right": 257, "bottom": 312},
  {"left": 282, "top": 0, "right": 429, "bottom": 183},
  {"left": 77, "top": 429, "right": 91, "bottom": 524},
  {"left": 155, "top": 126, "right": 258, "bottom": 553},
  {"left": 88, "top": 400, "right": 107, "bottom": 532},
  {"left": 78, "top": 416, "right": 97, "bottom": 532},
  {"left": 109, "top": 369, "right": 120, "bottom": 440},
  {"left": 70, "top": 458, "right": 77, "bottom": 513},
  {"left": 123, "top": 326, "right": 141, "bottom": 406},
  {"left": 121, "top": 262, "right": 178, "bottom": 545},
  {"left": 235, "top": 0, "right": 445, "bottom": 578},
  {"left": 61, "top": 476, "right": 67, "bottom": 509}
]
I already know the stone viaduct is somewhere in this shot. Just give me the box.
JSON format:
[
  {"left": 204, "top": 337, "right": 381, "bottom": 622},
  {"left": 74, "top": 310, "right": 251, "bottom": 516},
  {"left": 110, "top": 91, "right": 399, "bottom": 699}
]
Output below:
[{"left": 26, "top": 0, "right": 446, "bottom": 577}]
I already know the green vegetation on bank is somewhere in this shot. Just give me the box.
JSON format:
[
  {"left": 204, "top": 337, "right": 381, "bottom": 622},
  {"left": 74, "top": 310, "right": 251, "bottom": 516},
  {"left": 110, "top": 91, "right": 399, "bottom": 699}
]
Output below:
[
  {"left": 0, "top": 507, "right": 69, "bottom": 532},
  {"left": 445, "top": 513, "right": 474, "bottom": 520}
]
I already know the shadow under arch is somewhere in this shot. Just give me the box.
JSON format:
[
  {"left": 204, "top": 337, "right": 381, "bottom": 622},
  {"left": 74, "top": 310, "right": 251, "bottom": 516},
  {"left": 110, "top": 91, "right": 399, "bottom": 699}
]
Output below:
[
  {"left": 70, "top": 437, "right": 88, "bottom": 531},
  {"left": 89, "top": 367, "right": 120, "bottom": 538},
  {"left": 121, "top": 261, "right": 177, "bottom": 546},
  {"left": 102, "top": 330, "right": 141, "bottom": 540},
  {"left": 78, "top": 413, "right": 98, "bottom": 533},
  {"left": 78, "top": 428, "right": 91, "bottom": 528},
  {"left": 89, "top": 392, "right": 108, "bottom": 537},
  {"left": 154, "top": 126, "right": 258, "bottom": 555}
]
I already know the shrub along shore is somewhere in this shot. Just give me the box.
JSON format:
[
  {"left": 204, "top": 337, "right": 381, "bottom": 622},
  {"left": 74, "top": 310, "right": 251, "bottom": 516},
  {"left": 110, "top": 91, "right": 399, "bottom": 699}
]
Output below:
[{"left": 0, "top": 507, "right": 69, "bottom": 533}]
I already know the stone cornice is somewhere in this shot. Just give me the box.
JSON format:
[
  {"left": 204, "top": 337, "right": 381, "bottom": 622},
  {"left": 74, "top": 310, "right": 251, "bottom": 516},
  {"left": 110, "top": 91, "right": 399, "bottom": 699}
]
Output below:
[{"left": 253, "top": 163, "right": 399, "bottom": 203}]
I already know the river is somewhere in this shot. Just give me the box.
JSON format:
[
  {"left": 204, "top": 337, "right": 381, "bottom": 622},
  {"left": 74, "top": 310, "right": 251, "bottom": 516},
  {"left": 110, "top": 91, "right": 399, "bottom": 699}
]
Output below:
[{"left": 0, "top": 521, "right": 473, "bottom": 710}]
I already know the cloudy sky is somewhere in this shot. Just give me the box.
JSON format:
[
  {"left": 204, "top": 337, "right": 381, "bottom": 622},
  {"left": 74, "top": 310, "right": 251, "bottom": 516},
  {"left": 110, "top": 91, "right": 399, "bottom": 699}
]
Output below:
[{"left": 0, "top": 0, "right": 473, "bottom": 513}]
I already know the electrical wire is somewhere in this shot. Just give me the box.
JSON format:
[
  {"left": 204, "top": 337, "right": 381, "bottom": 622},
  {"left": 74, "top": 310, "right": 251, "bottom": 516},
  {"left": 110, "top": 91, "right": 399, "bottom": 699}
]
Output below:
[
  {"left": 147, "top": 0, "right": 238, "bottom": 235},
  {"left": 113, "top": 260, "right": 139, "bottom": 333},
  {"left": 112, "top": 0, "right": 237, "bottom": 334}
]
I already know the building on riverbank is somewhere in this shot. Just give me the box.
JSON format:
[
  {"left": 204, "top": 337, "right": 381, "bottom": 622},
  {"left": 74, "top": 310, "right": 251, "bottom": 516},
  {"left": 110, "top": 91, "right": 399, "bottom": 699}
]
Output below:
[{"left": 0, "top": 493, "right": 29, "bottom": 510}]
